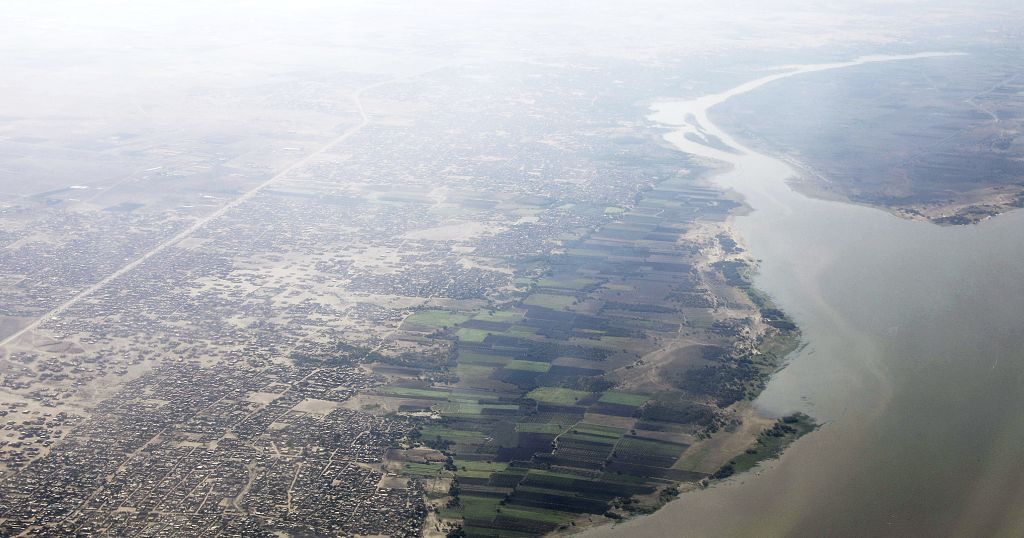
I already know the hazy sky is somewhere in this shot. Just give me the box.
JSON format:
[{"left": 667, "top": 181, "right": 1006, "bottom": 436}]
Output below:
[{"left": 0, "top": 0, "right": 1017, "bottom": 177}]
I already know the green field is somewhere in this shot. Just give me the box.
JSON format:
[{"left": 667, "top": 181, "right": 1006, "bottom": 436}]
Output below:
[
  {"left": 526, "top": 387, "right": 591, "bottom": 405},
  {"left": 506, "top": 360, "right": 551, "bottom": 373},
  {"left": 457, "top": 328, "right": 495, "bottom": 343},
  {"left": 386, "top": 154, "right": 798, "bottom": 534},
  {"left": 448, "top": 494, "right": 503, "bottom": 521},
  {"left": 598, "top": 335, "right": 636, "bottom": 346},
  {"left": 507, "top": 325, "right": 539, "bottom": 337},
  {"left": 438, "top": 401, "right": 520, "bottom": 416},
  {"left": 454, "top": 460, "right": 510, "bottom": 473},
  {"left": 599, "top": 391, "right": 650, "bottom": 407},
  {"left": 403, "top": 310, "right": 471, "bottom": 329},
  {"left": 473, "top": 310, "right": 526, "bottom": 323}
]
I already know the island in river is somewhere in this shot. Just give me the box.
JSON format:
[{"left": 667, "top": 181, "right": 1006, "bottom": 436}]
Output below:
[{"left": 712, "top": 45, "right": 1024, "bottom": 226}]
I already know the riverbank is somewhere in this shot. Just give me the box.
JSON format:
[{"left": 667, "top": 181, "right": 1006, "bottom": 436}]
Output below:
[
  {"left": 583, "top": 51, "right": 1012, "bottom": 537},
  {"left": 704, "top": 49, "right": 1024, "bottom": 228},
  {"left": 768, "top": 149, "right": 1024, "bottom": 226}
]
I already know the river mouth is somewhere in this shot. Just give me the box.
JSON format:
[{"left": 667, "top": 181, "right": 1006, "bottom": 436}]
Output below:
[{"left": 587, "top": 54, "right": 1024, "bottom": 536}]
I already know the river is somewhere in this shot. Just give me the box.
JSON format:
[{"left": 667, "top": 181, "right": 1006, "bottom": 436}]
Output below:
[{"left": 586, "top": 53, "right": 1024, "bottom": 536}]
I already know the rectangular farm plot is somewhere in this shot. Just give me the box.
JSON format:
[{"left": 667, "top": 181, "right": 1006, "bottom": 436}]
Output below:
[
  {"left": 598, "top": 391, "right": 651, "bottom": 407},
  {"left": 379, "top": 387, "right": 451, "bottom": 400},
  {"left": 419, "top": 425, "right": 487, "bottom": 446},
  {"left": 472, "top": 309, "right": 526, "bottom": 323},
  {"left": 505, "top": 360, "right": 551, "bottom": 372},
  {"left": 402, "top": 310, "right": 471, "bottom": 330},
  {"left": 525, "top": 387, "right": 591, "bottom": 405},
  {"left": 607, "top": 435, "right": 692, "bottom": 477},
  {"left": 437, "top": 401, "right": 520, "bottom": 417},
  {"left": 515, "top": 422, "right": 567, "bottom": 435},
  {"left": 456, "top": 328, "right": 494, "bottom": 343},
  {"left": 402, "top": 462, "right": 447, "bottom": 478},
  {"left": 537, "top": 277, "right": 599, "bottom": 291},
  {"left": 523, "top": 293, "right": 576, "bottom": 310}
]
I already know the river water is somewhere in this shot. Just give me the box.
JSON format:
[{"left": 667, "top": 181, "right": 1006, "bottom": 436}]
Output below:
[{"left": 587, "top": 54, "right": 1024, "bottom": 536}]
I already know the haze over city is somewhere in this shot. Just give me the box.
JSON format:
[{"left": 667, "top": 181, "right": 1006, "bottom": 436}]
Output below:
[{"left": 0, "top": 1, "right": 1022, "bottom": 536}]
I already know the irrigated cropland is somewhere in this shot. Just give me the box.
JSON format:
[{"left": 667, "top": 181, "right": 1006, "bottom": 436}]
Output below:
[{"left": 0, "top": 2, "right": 1019, "bottom": 537}]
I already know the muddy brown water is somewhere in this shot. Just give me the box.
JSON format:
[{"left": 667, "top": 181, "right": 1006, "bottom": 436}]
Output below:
[{"left": 586, "top": 54, "right": 1024, "bottom": 537}]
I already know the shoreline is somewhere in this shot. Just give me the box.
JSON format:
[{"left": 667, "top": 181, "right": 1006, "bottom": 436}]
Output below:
[
  {"left": 725, "top": 131, "right": 1024, "bottom": 227},
  {"left": 578, "top": 51, "right": 965, "bottom": 537}
]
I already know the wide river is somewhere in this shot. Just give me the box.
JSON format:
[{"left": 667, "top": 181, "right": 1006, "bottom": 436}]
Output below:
[{"left": 587, "top": 53, "right": 1024, "bottom": 536}]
